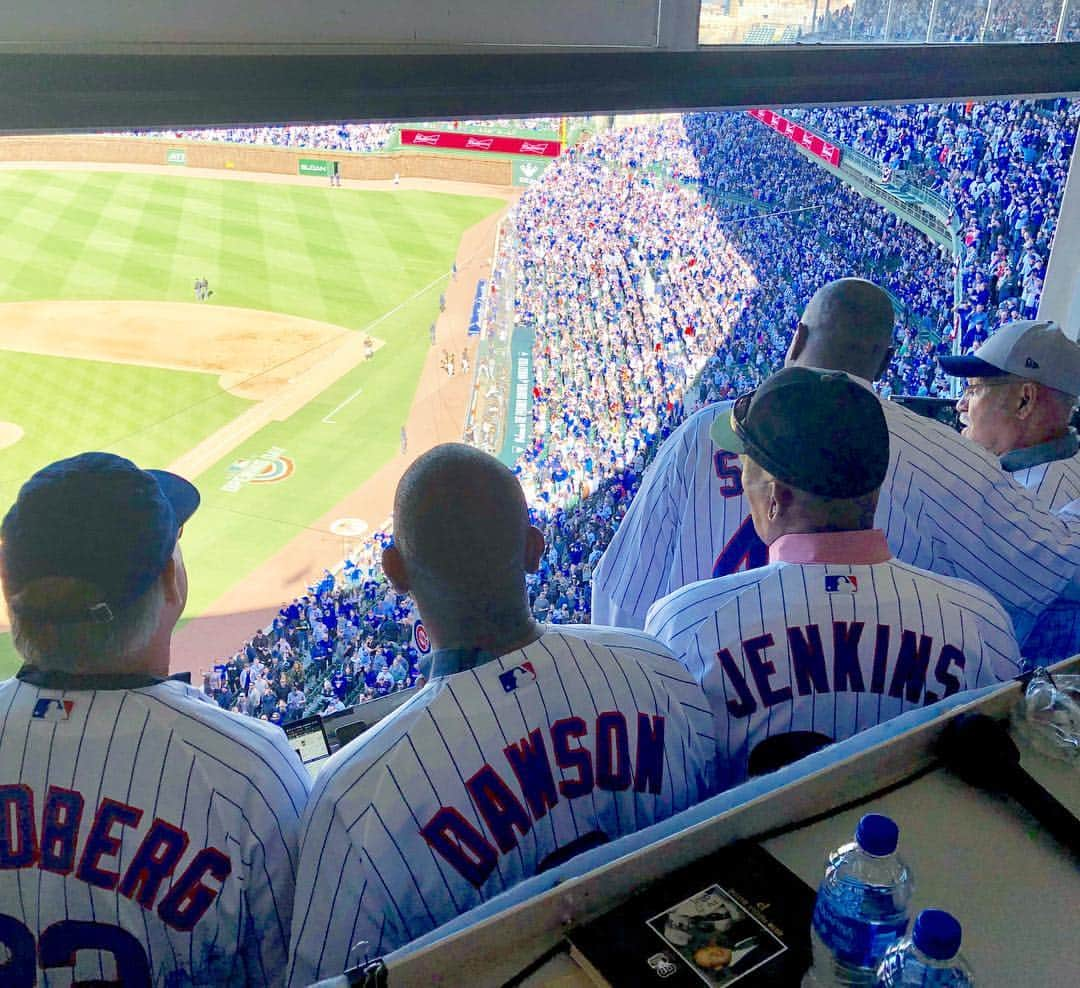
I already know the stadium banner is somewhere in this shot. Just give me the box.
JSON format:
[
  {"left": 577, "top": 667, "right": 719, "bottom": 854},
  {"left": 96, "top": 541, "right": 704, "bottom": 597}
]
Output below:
[
  {"left": 166, "top": 148, "right": 186, "bottom": 165},
  {"left": 400, "top": 129, "right": 561, "bottom": 157},
  {"left": 298, "top": 158, "right": 336, "bottom": 177},
  {"left": 747, "top": 108, "right": 842, "bottom": 168},
  {"left": 499, "top": 326, "right": 535, "bottom": 467},
  {"left": 513, "top": 158, "right": 555, "bottom": 186}
]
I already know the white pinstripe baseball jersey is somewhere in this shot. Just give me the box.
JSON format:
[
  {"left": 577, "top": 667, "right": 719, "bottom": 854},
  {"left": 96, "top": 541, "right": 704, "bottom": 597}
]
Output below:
[
  {"left": 0, "top": 674, "right": 311, "bottom": 986},
  {"left": 1006, "top": 450, "right": 1080, "bottom": 662},
  {"left": 1009, "top": 454, "right": 1080, "bottom": 514},
  {"left": 592, "top": 389, "right": 1080, "bottom": 645},
  {"left": 287, "top": 626, "right": 715, "bottom": 984},
  {"left": 644, "top": 531, "right": 1022, "bottom": 790}
]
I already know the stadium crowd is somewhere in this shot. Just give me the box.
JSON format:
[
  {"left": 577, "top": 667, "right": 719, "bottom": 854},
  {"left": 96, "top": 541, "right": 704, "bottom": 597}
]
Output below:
[
  {"left": 213, "top": 99, "right": 1071, "bottom": 725},
  {"left": 201, "top": 530, "right": 426, "bottom": 724},
  {"left": 115, "top": 122, "right": 397, "bottom": 153},
  {"left": 814, "top": 0, "right": 1079, "bottom": 44},
  {"left": 787, "top": 99, "right": 1078, "bottom": 353}
]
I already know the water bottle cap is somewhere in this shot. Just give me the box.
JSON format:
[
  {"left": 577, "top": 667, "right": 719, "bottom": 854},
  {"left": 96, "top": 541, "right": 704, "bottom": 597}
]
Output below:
[
  {"left": 913, "top": 909, "right": 962, "bottom": 960},
  {"left": 855, "top": 813, "right": 899, "bottom": 856}
]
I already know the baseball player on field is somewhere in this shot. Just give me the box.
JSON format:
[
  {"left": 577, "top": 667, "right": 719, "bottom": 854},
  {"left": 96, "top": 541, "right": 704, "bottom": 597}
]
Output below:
[
  {"left": 288, "top": 444, "right": 715, "bottom": 983},
  {"left": 593, "top": 279, "right": 1080, "bottom": 653},
  {"left": 939, "top": 319, "right": 1080, "bottom": 660},
  {"left": 0, "top": 453, "right": 310, "bottom": 986},
  {"left": 645, "top": 368, "right": 1022, "bottom": 791}
]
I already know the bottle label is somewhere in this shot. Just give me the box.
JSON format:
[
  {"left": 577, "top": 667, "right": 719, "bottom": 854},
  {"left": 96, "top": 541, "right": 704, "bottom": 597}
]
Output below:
[{"left": 812, "top": 893, "right": 907, "bottom": 969}]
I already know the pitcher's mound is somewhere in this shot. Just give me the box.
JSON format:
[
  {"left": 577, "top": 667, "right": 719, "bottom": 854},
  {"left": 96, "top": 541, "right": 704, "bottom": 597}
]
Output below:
[{"left": 0, "top": 422, "right": 24, "bottom": 449}]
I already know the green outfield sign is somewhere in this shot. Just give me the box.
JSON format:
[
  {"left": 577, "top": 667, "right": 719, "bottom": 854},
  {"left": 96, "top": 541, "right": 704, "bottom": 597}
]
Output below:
[
  {"left": 512, "top": 159, "right": 553, "bottom": 187},
  {"left": 298, "top": 158, "right": 336, "bottom": 177},
  {"left": 166, "top": 149, "right": 187, "bottom": 165},
  {"left": 499, "top": 325, "right": 535, "bottom": 466}
]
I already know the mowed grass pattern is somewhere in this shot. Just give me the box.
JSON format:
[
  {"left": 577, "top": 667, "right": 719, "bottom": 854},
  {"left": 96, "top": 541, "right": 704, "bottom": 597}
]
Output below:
[
  {"left": 0, "top": 170, "right": 498, "bottom": 328},
  {"left": 0, "top": 351, "right": 250, "bottom": 491},
  {"left": 0, "top": 170, "right": 503, "bottom": 675}
]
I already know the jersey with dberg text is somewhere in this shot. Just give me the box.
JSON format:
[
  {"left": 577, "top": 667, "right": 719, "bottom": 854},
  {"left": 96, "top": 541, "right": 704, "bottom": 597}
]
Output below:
[
  {"left": 592, "top": 394, "right": 1080, "bottom": 646},
  {"left": 0, "top": 676, "right": 310, "bottom": 986},
  {"left": 645, "top": 553, "right": 1021, "bottom": 790},
  {"left": 287, "top": 626, "right": 714, "bottom": 985}
]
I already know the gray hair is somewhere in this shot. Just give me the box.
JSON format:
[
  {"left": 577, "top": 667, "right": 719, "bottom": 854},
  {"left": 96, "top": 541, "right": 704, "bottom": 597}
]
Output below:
[{"left": 9, "top": 578, "right": 165, "bottom": 669}]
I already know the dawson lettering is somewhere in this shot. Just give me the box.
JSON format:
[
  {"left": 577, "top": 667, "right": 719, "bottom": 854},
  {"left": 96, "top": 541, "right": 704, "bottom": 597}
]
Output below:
[{"left": 420, "top": 711, "right": 666, "bottom": 886}]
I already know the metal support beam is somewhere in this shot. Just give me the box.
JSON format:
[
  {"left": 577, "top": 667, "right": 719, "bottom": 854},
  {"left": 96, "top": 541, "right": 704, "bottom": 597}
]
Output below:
[{"left": 0, "top": 44, "right": 1077, "bottom": 134}]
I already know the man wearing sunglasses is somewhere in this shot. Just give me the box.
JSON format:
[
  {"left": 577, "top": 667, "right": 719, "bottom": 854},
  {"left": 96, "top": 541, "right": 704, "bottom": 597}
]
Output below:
[
  {"left": 645, "top": 368, "right": 1021, "bottom": 790},
  {"left": 0, "top": 452, "right": 309, "bottom": 986}
]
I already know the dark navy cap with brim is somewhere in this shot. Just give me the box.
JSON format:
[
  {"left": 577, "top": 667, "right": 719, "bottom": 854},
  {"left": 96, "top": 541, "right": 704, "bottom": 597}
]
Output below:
[{"left": 1, "top": 452, "right": 199, "bottom": 623}]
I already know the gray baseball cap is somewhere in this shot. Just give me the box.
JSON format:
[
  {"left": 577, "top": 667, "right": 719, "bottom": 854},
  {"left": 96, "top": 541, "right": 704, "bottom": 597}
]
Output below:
[{"left": 939, "top": 320, "right": 1080, "bottom": 395}]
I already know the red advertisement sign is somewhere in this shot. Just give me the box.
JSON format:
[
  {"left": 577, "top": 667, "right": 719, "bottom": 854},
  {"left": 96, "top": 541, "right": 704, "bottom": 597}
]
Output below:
[
  {"left": 747, "top": 109, "right": 842, "bottom": 168},
  {"left": 399, "top": 129, "right": 561, "bottom": 157}
]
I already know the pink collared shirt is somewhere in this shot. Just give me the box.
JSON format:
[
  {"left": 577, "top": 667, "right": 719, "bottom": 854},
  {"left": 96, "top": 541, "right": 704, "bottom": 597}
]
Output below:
[{"left": 768, "top": 529, "right": 892, "bottom": 566}]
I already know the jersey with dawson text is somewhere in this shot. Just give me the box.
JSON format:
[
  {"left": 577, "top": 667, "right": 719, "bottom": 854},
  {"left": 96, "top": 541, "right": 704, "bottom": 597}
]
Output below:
[
  {"left": 287, "top": 626, "right": 714, "bottom": 985},
  {"left": 0, "top": 676, "right": 310, "bottom": 986}
]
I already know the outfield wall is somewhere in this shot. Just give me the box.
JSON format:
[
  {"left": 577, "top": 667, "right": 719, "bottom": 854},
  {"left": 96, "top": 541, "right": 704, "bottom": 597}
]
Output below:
[{"left": 0, "top": 135, "right": 514, "bottom": 185}]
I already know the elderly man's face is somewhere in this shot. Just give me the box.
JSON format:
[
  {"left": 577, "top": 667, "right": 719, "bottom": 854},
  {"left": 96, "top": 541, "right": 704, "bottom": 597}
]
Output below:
[{"left": 956, "top": 377, "right": 1024, "bottom": 456}]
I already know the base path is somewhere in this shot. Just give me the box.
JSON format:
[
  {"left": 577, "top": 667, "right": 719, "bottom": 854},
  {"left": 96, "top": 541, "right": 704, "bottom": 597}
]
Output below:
[{"left": 170, "top": 199, "right": 515, "bottom": 675}]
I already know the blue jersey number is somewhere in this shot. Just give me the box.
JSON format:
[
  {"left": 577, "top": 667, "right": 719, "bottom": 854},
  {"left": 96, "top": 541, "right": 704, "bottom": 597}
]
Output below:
[
  {"left": 0, "top": 915, "right": 151, "bottom": 986},
  {"left": 712, "top": 515, "right": 768, "bottom": 577}
]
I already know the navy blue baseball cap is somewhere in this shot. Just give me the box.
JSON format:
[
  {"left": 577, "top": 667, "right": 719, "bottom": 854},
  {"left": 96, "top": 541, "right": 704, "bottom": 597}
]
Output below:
[{"left": 1, "top": 452, "right": 199, "bottom": 623}]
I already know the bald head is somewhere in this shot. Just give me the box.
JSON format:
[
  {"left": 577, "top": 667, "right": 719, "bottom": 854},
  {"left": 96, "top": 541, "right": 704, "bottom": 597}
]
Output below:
[
  {"left": 787, "top": 278, "right": 896, "bottom": 381},
  {"left": 391, "top": 443, "right": 535, "bottom": 603}
]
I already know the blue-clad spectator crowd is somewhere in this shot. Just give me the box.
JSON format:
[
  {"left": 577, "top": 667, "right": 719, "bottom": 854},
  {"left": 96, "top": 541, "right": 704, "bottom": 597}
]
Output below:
[
  {"left": 202, "top": 529, "right": 427, "bottom": 724},
  {"left": 787, "top": 100, "right": 1078, "bottom": 355}
]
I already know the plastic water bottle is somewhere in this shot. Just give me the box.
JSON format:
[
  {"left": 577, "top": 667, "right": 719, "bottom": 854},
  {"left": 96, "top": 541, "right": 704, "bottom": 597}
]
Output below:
[
  {"left": 876, "top": 910, "right": 974, "bottom": 986},
  {"left": 802, "top": 814, "right": 913, "bottom": 987}
]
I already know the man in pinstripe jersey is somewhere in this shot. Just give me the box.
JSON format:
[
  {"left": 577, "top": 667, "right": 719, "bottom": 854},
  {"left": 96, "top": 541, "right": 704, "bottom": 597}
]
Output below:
[
  {"left": 287, "top": 445, "right": 715, "bottom": 983},
  {"left": 941, "top": 319, "right": 1080, "bottom": 661},
  {"left": 941, "top": 320, "right": 1080, "bottom": 514},
  {"left": 0, "top": 453, "right": 310, "bottom": 986},
  {"left": 593, "top": 279, "right": 1080, "bottom": 654},
  {"left": 645, "top": 369, "right": 1021, "bottom": 792}
]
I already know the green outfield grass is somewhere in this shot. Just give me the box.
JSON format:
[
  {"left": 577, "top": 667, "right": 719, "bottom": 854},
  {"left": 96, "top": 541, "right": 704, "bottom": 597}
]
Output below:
[{"left": 0, "top": 169, "right": 503, "bottom": 675}]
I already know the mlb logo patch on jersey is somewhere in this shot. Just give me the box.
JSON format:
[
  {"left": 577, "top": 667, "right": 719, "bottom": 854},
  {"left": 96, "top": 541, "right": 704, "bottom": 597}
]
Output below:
[
  {"left": 32, "top": 698, "right": 74, "bottom": 721},
  {"left": 499, "top": 662, "right": 537, "bottom": 693},
  {"left": 825, "top": 575, "right": 859, "bottom": 593}
]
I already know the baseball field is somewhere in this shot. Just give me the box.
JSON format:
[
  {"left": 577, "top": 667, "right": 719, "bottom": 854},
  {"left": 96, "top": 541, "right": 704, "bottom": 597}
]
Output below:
[{"left": 0, "top": 166, "right": 507, "bottom": 676}]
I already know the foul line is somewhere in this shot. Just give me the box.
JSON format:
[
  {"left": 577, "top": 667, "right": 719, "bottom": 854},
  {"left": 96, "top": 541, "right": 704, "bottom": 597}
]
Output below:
[
  {"left": 321, "top": 267, "right": 454, "bottom": 426},
  {"left": 322, "top": 386, "right": 364, "bottom": 424}
]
